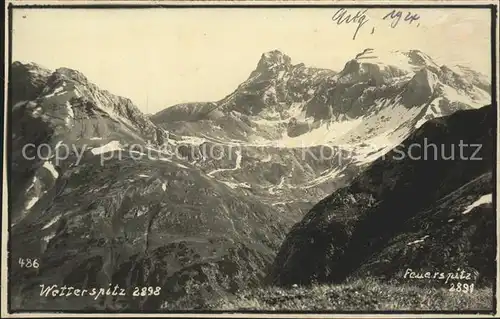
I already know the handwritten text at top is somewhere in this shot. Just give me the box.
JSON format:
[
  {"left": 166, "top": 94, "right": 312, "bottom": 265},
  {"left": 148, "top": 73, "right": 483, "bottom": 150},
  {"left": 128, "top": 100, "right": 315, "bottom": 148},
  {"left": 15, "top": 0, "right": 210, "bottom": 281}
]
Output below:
[{"left": 331, "top": 9, "right": 421, "bottom": 40}]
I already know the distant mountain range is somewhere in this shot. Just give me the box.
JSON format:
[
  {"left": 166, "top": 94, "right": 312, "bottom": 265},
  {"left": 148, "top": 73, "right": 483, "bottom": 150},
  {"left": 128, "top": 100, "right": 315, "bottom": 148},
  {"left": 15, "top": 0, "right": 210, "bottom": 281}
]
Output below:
[{"left": 8, "top": 48, "right": 493, "bottom": 311}]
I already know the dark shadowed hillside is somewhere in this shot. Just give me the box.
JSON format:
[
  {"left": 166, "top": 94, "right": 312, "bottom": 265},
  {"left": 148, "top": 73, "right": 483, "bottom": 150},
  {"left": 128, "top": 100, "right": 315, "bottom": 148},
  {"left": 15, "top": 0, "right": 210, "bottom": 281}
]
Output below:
[{"left": 269, "top": 105, "right": 495, "bottom": 287}]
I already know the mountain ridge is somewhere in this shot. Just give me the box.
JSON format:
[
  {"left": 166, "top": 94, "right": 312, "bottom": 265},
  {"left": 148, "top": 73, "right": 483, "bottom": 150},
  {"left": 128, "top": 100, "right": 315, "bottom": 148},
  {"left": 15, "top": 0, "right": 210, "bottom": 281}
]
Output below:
[
  {"left": 153, "top": 48, "right": 489, "bottom": 122},
  {"left": 8, "top": 47, "right": 494, "bottom": 311}
]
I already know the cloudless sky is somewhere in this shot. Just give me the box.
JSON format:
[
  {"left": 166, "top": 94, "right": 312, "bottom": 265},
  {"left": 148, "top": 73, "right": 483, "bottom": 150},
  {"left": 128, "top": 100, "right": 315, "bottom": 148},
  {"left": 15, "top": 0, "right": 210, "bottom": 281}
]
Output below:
[{"left": 12, "top": 7, "right": 492, "bottom": 114}]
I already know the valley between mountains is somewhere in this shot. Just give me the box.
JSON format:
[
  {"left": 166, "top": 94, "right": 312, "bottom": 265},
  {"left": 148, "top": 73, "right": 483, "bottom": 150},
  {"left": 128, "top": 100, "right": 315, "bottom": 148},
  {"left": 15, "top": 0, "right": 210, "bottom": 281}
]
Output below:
[{"left": 8, "top": 48, "right": 495, "bottom": 311}]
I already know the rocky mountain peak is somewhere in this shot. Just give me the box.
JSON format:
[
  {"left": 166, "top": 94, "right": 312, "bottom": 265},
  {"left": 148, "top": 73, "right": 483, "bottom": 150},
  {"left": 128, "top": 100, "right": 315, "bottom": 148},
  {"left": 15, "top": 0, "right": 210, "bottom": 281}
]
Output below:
[
  {"left": 12, "top": 61, "right": 48, "bottom": 71},
  {"left": 256, "top": 50, "right": 292, "bottom": 72},
  {"left": 53, "top": 67, "right": 89, "bottom": 84},
  {"left": 352, "top": 48, "right": 439, "bottom": 73},
  {"left": 404, "top": 49, "right": 438, "bottom": 67},
  {"left": 10, "top": 61, "right": 52, "bottom": 105}
]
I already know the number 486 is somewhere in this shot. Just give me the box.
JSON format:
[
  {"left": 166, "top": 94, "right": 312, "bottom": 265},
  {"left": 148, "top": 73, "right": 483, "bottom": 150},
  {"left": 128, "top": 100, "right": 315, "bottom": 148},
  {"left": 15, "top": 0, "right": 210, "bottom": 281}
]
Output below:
[{"left": 18, "top": 258, "right": 39, "bottom": 268}]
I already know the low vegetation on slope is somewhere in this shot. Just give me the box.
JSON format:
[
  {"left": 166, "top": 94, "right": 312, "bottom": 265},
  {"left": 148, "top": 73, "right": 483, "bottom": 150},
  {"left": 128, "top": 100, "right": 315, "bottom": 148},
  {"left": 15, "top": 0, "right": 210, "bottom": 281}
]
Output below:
[{"left": 211, "top": 278, "right": 493, "bottom": 312}]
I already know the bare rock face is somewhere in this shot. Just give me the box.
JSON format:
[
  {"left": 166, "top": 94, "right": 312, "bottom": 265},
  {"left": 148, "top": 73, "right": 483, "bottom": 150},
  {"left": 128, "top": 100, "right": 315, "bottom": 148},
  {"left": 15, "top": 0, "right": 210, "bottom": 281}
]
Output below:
[
  {"left": 401, "top": 68, "right": 438, "bottom": 107},
  {"left": 255, "top": 50, "right": 293, "bottom": 74},
  {"left": 11, "top": 61, "right": 52, "bottom": 106}
]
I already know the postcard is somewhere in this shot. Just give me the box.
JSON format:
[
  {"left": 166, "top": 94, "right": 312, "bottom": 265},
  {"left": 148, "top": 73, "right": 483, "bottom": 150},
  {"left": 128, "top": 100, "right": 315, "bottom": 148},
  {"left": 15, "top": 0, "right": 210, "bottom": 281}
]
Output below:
[{"left": 2, "top": 1, "right": 499, "bottom": 317}]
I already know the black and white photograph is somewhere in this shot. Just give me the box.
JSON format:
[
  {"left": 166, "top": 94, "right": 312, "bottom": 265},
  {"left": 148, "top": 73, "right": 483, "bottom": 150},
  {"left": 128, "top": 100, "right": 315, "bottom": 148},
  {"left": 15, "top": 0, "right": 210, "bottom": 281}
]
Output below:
[{"left": 3, "top": 1, "right": 499, "bottom": 316}]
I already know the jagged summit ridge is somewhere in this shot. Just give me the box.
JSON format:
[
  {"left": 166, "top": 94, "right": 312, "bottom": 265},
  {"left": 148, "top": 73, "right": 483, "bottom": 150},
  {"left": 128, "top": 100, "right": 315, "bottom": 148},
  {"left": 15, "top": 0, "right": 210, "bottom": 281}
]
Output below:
[
  {"left": 352, "top": 48, "right": 439, "bottom": 72},
  {"left": 256, "top": 50, "right": 292, "bottom": 71},
  {"left": 152, "top": 47, "right": 490, "bottom": 145},
  {"left": 11, "top": 61, "right": 165, "bottom": 146},
  {"left": 53, "top": 67, "right": 89, "bottom": 84}
]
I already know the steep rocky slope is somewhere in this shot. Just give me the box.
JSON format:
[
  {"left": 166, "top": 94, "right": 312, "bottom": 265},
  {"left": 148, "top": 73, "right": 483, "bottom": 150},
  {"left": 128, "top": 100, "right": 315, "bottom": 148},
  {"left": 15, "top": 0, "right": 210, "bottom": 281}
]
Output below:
[
  {"left": 269, "top": 105, "right": 495, "bottom": 287},
  {"left": 9, "top": 62, "right": 295, "bottom": 311},
  {"left": 11, "top": 63, "right": 166, "bottom": 224},
  {"left": 10, "top": 153, "right": 293, "bottom": 311}
]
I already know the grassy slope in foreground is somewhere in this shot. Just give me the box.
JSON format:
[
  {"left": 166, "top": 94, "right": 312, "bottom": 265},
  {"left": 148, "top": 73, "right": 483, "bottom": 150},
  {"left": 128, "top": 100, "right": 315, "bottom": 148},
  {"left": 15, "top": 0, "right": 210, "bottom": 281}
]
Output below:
[{"left": 211, "top": 278, "right": 493, "bottom": 311}]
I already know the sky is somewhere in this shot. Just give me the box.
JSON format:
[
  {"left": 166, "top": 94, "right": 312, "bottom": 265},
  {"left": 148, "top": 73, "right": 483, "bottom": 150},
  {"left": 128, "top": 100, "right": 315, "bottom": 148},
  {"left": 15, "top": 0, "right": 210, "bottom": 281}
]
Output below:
[{"left": 12, "top": 7, "right": 492, "bottom": 114}]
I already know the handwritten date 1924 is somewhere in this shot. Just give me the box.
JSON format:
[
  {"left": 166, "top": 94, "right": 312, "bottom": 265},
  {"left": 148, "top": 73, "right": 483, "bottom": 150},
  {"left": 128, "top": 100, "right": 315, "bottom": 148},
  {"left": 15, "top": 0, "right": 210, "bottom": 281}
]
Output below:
[
  {"left": 383, "top": 10, "right": 421, "bottom": 28},
  {"left": 332, "top": 9, "right": 421, "bottom": 41}
]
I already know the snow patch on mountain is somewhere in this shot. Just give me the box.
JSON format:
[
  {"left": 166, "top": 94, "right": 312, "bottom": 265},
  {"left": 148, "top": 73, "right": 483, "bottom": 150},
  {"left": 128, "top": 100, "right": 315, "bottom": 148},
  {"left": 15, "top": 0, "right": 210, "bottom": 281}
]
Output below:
[
  {"left": 234, "top": 150, "right": 242, "bottom": 169},
  {"left": 357, "top": 49, "right": 438, "bottom": 70},
  {"left": 25, "top": 196, "right": 40, "bottom": 210},
  {"left": 44, "top": 85, "right": 65, "bottom": 98},
  {"left": 91, "top": 141, "right": 122, "bottom": 155},
  {"left": 64, "top": 101, "right": 74, "bottom": 126},
  {"left": 271, "top": 118, "right": 363, "bottom": 148},
  {"left": 26, "top": 176, "right": 38, "bottom": 192},
  {"left": 42, "top": 215, "right": 61, "bottom": 230},
  {"left": 462, "top": 193, "right": 492, "bottom": 214},
  {"left": 441, "top": 83, "right": 490, "bottom": 107},
  {"left": 221, "top": 181, "right": 252, "bottom": 189},
  {"left": 407, "top": 235, "right": 430, "bottom": 246},
  {"left": 43, "top": 161, "right": 59, "bottom": 179}
]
